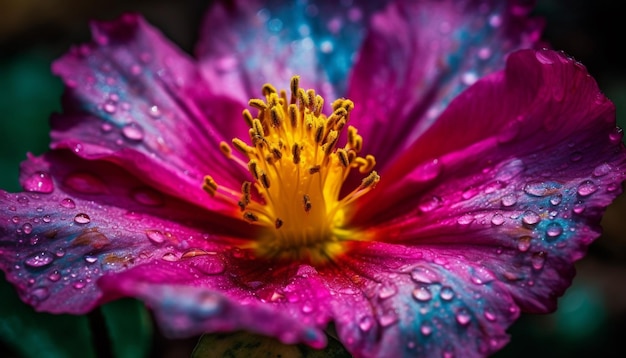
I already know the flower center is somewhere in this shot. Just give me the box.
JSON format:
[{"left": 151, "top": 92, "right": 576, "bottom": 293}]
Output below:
[{"left": 203, "top": 76, "right": 379, "bottom": 263}]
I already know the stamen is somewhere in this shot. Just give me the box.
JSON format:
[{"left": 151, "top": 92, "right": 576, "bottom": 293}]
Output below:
[{"left": 201, "top": 75, "right": 380, "bottom": 264}]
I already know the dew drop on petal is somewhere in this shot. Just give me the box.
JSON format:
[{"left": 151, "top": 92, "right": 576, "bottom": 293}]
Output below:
[
  {"left": 122, "top": 122, "right": 145, "bottom": 141},
  {"left": 456, "top": 308, "right": 471, "bottom": 326},
  {"left": 593, "top": 163, "right": 611, "bottom": 177},
  {"left": 103, "top": 102, "right": 117, "bottom": 114},
  {"left": 23, "top": 172, "right": 54, "bottom": 193},
  {"left": 440, "top": 286, "right": 455, "bottom": 301},
  {"left": 522, "top": 210, "right": 540, "bottom": 225},
  {"left": 484, "top": 308, "right": 497, "bottom": 322},
  {"left": 517, "top": 236, "right": 532, "bottom": 252},
  {"left": 84, "top": 255, "right": 98, "bottom": 264},
  {"left": 148, "top": 105, "right": 162, "bottom": 118},
  {"left": 378, "top": 311, "right": 398, "bottom": 327},
  {"left": 491, "top": 214, "right": 505, "bottom": 226},
  {"left": 162, "top": 252, "right": 178, "bottom": 261},
  {"left": 573, "top": 202, "right": 586, "bottom": 214},
  {"left": 418, "top": 196, "right": 442, "bottom": 213},
  {"left": 74, "top": 213, "right": 91, "bottom": 224},
  {"left": 73, "top": 280, "right": 86, "bottom": 289},
  {"left": 31, "top": 287, "right": 50, "bottom": 302},
  {"left": 414, "top": 159, "right": 441, "bottom": 183},
  {"left": 410, "top": 266, "right": 438, "bottom": 284},
  {"left": 42, "top": 215, "right": 52, "bottom": 223},
  {"left": 531, "top": 251, "right": 546, "bottom": 270},
  {"left": 420, "top": 321, "right": 433, "bottom": 336},
  {"left": 412, "top": 287, "right": 432, "bottom": 302},
  {"left": 358, "top": 315, "right": 373, "bottom": 332},
  {"left": 550, "top": 194, "right": 562, "bottom": 206},
  {"left": 501, "top": 194, "right": 517, "bottom": 207},
  {"left": 609, "top": 127, "right": 624, "bottom": 144},
  {"left": 577, "top": 180, "right": 598, "bottom": 197},
  {"left": 145, "top": 230, "right": 166, "bottom": 244},
  {"left": 21, "top": 223, "right": 33, "bottom": 234},
  {"left": 457, "top": 214, "right": 474, "bottom": 225},
  {"left": 48, "top": 270, "right": 61, "bottom": 281},
  {"left": 545, "top": 222, "right": 563, "bottom": 239},
  {"left": 524, "top": 181, "right": 553, "bottom": 197},
  {"left": 378, "top": 282, "right": 397, "bottom": 300},
  {"left": 25, "top": 251, "right": 55, "bottom": 268},
  {"left": 60, "top": 198, "right": 76, "bottom": 208}
]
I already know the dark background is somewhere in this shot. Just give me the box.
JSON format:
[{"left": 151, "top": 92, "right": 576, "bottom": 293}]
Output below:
[{"left": 0, "top": 0, "right": 624, "bottom": 357}]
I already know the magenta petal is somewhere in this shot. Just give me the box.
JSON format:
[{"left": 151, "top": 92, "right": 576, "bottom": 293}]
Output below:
[
  {"left": 0, "top": 151, "right": 244, "bottom": 314},
  {"left": 98, "top": 259, "right": 332, "bottom": 348},
  {"left": 348, "top": 0, "right": 544, "bottom": 167},
  {"left": 325, "top": 242, "right": 517, "bottom": 358},
  {"left": 354, "top": 50, "right": 626, "bottom": 314},
  {"left": 196, "top": 0, "right": 387, "bottom": 103},
  {"left": 51, "top": 13, "right": 249, "bottom": 209}
]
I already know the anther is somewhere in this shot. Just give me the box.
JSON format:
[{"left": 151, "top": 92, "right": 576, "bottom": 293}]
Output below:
[
  {"left": 275, "top": 218, "right": 284, "bottom": 229},
  {"left": 270, "top": 107, "right": 282, "bottom": 127},
  {"left": 232, "top": 138, "right": 254, "bottom": 157},
  {"left": 288, "top": 104, "right": 298, "bottom": 129},
  {"left": 309, "top": 165, "right": 321, "bottom": 174},
  {"left": 219, "top": 141, "right": 232, "bottom": 158},
  {"left": 243, "top": 212, "right": 258, "bottom": 222},
  {"left": 290, "top": 76, "right": 300, "bottom": 104},
  {"left": 260, "top": 171, "right": 271, "bottom": 189},
  {"left": 249, "top": 98, "right": 267, "bottom": 110},
  {"left": 361, "top": 171, "right": 380, "bottom": 188},
  {"left": 292, "top": 143, "right": 302, "bottom": 165},
  {"left": 336, "top": 149, "right": 349, "bottom": 168},
  {"left": 248, "top": 160, "right": 260, "bottom": 179},
  {"left": 262, "top": 83, "right": 277, "bottom": 96},
  {"left": 242, "top": 109, "right": 254, "bottom": 127},
  {"left": 303, "top": 194, "right": 312, "bottom": 212},
  {"left": 202, "top": 176, "right": 218, "bottom": 196}
]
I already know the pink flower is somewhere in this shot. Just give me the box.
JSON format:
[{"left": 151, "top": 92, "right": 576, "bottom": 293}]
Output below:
[{"left": 1, "top": 1, "right": 625, "bottom": 357}]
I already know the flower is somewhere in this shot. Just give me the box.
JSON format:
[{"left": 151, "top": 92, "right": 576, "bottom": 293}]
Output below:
[{"left": 1, "top": 0, "right": 625, "bottom": 357}]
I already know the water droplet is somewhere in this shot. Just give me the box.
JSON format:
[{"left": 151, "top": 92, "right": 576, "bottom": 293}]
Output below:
[
  {"left": 122, "top": 122, "right": 145, "bottom": 141},
  {"left": 410, "top": 266, "right": 439, "bottom": 284},
  {"left": 60, "top": 198, "right": 76, "bottom": 208},
  {"left": 412, "top": 287, "right": 432, "bottom": 301},
  {"left": 161, "top": 252, "right": 178, "bottom": 261},
  {"left": 577, "top": 180, "right": 597, "bottom": 197},
  {"left": 501, "top": 194, "right": 517, "bottom": 207},
  {"left": 522, "top": 210, "right": 540, "bottom": 225},
  {"left": 491, "top": 214, "right": 505, "bottom": 226},
  {"left": 496, "top": 159, "right": 525, "bottom": 181},
  {"left": 535, "top": 51, "right": 554, "bottom": 65},
  {"left": 301, "top": 301, "right": 313, "bottom": 313},
  {"left": 359, "top": 315, "right": 373, "bottom": 331},
  {"left": 546, "top": 222, "right": 563, "bottom": 239},
  {"left": 145, "top": 230, "right": 166, "bottom": 244},
  {"left": 25, "top": 251, "right": 55, "bottom": 268},
  {"left": 524, "top": 181, "right": 557, "bottom": 197},
  {"left": 457, "top": 214, "right": 474, "bottom": 225},
  {"left": 185, "top": 253, "right": 226, "bottom": 275},
  {"left": 420, "top": 321, "right": 433, "bottom": 336},
  {"left": 23, "top": 172, "right": 54, "bottom": 193},
  {"left": 462, "top": 187, "right": 479, "bottom": 200},
  {"left": 549, "top": 194, "right": 562, "bottom": 206},
  {"left": 573, "top": 202, "right": 585, "bottom": 214},
  {"left": 42, "top": 215, "right": 52, "bottom": 223},
  {"left": 148, "top": 105, "right": 162, "bottom": 118},
  {"left": 21, "top": 223, "right": 33, "bottom": 234},
  {"left": 64, "top": 172, "right": 107, "bottom": 194},
  {"left": 609, "top": 127, "right": 624, "bottom": 144},
  {"left": 11, "top": 216, "right": 19, "bottom": 224},
  {"left": 378, "top": 311, "right": 398, "bottom": 327},
  {"left": 103, "top": 102, "right": 117, "bottom": 114},
  {"left": 418, "top": 196, "right": 442, "bottom": 213},
  {"left": 517, "top": 236, "right": 532, "bottom": 252},
  {"left": 48, "top": 270, "right": 61, "bottom": 281},
  {"left": 132, "top": 188, "right": 164, "bottom": 206},
  {"left": 84, "top": 255, "right": 98, "bottom": 264},
  {"left": 378, "top": 282, "right": 397, "bottom": 300},
  {"left": 74, "top": 213, "right": 91, "bottom": 224},
  {"left": 31, "top": 287, "right": 50, "bottom": 302},
  {"left": 440, "top": 286, "right": 455, "bottom": 301},
  {"left": 456, "top": 308, "right": 471, "bottom": 325},
  {"left": 484, "top": 308, "right": 497, "bottom": 321},
  {"left": 593, "top": 163, "right": 612, "bottom": 177},
  {"left": 73, "top": 280, "right": 86, "bottom": 289},
  {"left": 531, "top": 251, "right": 546, "bottom": 270},
  {"left": 413, "top": 159, "right": 441, "bottom": 183}
]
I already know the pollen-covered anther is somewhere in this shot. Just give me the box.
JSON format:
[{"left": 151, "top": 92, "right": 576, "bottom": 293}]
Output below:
[{"left": 201, "top": 75, "right": 380, "bottom": 263}]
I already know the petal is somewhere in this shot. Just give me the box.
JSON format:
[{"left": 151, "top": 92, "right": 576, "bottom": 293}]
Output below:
[
  {"left": 51, "top": 13, "right": 248, "bottom": 210},
  {"left": 328, "top": 242, "right": 518, "bottom": 358},
  {"left": 196, "top": 0, "right": 388, "bottom": 103},
  {"left": 0, "top": 151, "right": 245, "bottom": 314},
  {"left": 355, "top": 50, "right": 626, "bottom": 311},
  {"left": 98, "top": 259, "right": 332, "bottom": 348},
  {"left": 347, "top": 0, "right": 544, "bottom": 166}
]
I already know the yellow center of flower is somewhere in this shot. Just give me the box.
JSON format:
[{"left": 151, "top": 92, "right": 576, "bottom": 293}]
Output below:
[{"left": 203, "top": 76, "right": 379, "bottom": 264}]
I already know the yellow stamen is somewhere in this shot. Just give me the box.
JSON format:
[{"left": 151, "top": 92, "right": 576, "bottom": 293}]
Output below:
[{"left": 203, "top": 76, "right": 380, "bottom": 264}]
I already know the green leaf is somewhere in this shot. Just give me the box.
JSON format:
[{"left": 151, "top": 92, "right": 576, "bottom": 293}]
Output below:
[
  {"left": 0, "top": 274, "right": 96, "bottom": 358},
  {"left": 101, "top": 298, "right": 154, "bottom": 358}
]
